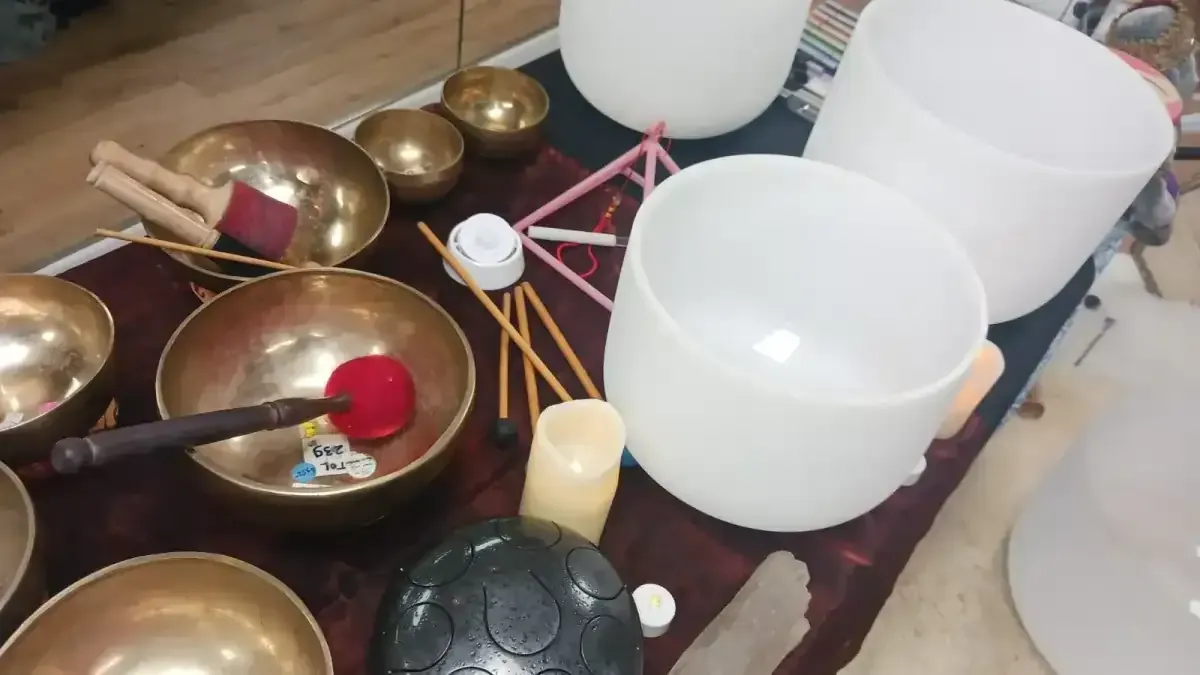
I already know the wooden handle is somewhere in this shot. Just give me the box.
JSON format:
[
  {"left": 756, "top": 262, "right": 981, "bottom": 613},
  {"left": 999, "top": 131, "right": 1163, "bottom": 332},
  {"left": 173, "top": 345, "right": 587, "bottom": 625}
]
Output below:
[
  {"left": 51, "top": 394, "right": 350, "bottom": 474},
  {"left": 88, "top": 163, "right": 218, "bottom": 249},
  {"left": 515, "top": 286, "right": 542, "bottom": 426},
  {"left": 91, "top": 140, "right": 220, "bottom": 222},
  {"left": 95, "top": 229, "right": 297, "bottom": 271},
  {"left": 522, "top": 282, "right": 602, "bottom": 399},
  {"left": 416, "top": 221, "right": 571, "bottom": 402},
  {"left": 499, "top": 292, "right": 512, "bottom": 419}
]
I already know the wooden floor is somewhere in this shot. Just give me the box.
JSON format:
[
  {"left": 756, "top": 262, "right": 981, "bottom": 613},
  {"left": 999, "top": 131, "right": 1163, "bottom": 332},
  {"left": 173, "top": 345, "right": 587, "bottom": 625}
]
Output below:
[{"left": 0, "top": 0, "right": 559, "bottom": 271}]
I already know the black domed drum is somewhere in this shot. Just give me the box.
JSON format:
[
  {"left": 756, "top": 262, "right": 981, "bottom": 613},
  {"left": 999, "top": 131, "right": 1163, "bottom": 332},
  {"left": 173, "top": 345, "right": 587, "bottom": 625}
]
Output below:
[{"left": 369, "top": 517, "right": 644, "bottom": 675}]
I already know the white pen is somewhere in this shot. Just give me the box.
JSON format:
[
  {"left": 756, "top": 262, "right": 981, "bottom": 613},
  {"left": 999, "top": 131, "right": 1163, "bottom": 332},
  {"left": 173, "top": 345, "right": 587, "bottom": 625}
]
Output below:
[{"left": 526, "top": 226, "right": 628, "bottom": 247}]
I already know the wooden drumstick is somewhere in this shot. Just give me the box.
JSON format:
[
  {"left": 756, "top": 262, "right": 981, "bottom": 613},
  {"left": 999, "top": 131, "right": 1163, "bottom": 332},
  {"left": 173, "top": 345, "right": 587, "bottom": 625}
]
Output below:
[
  {"left": 491, "top": 293, "right": 518, "bottom": 447},
  {"left": 515, "top": 286, "right": 542, "bottom": 426},
  {"left": 522, "top": 282, "right": 601, "bottom": 399},
  {"left": 416, "top": 221, "right": 571, "bottom": 401},
  {"left": 499, "top": 292, "right": 513, "bottom": 418},
  {"left": 95, "top": 229, "right": 296, "bottom": 271}
]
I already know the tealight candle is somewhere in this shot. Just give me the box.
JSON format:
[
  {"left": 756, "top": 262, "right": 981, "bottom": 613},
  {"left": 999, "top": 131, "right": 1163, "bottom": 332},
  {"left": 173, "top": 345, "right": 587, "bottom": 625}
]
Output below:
[
  {"left": 633, "top": 584, "right": 676, "bottom": 638},
  {"left": 519, "top": 399, "right": 626, "bottom": 544}
]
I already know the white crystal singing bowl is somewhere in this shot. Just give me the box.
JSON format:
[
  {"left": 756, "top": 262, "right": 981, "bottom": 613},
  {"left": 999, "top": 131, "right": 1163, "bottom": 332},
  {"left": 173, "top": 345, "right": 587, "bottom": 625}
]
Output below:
[
  {"left": 559, "top": 0, "right": 811, "bottom": 138},
  {"left": 1009, "top": 386, "right": 1200, "bottom": 674},
  {"left": 804, "top": 0, "right": 1175, "bottom": 323},
  {"left": 604, "top": 155, "right": 988, "bottom": 532}
]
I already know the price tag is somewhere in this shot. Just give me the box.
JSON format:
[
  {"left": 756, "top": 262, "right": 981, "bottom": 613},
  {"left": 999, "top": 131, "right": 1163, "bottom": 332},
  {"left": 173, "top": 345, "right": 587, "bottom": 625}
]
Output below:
[
  {"left": 291, "top": 462, "right": 317, "bottom": 483},
  {"left": 300, "top": 419, "right": 321, "bottom": 439},
  {"left": 345, "top": 455, "right": 378, "bottom": 479},
  {"left": 301, "top": 434, "right": 377, "bottom": 480}
]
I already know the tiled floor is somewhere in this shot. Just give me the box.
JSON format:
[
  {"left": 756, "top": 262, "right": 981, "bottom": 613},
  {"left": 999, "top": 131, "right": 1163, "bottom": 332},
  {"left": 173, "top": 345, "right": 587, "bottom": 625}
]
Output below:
[
  {"left": 838, "top": 221, "right": 1200, "bottom": 672},
  {"left": 1139, "top": 188, "right": 1200, "bottom": 303}
]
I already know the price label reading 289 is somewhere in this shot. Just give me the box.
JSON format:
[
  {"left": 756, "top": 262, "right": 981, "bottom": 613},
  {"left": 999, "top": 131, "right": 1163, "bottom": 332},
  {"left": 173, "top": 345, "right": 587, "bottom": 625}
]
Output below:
[
  {"left": 300, "top": 434, "right": 378, "bottom": 480},
  {"left": 310, "top": 441, "right": 346, "bottom": 458}
]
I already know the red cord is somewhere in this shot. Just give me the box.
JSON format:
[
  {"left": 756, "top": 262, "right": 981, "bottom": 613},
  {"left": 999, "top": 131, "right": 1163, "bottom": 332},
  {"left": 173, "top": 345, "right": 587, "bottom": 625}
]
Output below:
[{"left": 555, "top": 135, "right": 673, "bottom": 279}]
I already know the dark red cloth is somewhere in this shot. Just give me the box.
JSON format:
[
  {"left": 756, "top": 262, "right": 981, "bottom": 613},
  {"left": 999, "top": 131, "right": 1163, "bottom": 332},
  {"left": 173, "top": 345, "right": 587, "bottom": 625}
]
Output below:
[{"left": 22, "top": 143, "right": 987, "bottom": 674}]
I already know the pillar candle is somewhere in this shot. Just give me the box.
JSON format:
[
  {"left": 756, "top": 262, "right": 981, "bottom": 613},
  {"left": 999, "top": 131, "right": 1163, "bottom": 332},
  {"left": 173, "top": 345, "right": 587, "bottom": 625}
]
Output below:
[{"left": 519, "top": 399, "right": 626, "bottom": 544}]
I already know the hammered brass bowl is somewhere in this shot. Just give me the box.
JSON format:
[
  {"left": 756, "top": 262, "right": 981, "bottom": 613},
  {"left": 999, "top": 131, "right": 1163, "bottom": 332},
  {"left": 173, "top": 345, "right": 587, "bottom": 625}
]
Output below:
[
  {"left": 0, "top": 275, "right": 116, "bottom": 466},
  {"left": 0, "top": 552, "right": 333, "bottom": 674},
  {"left": 156, "top": 268, "right": 475, "bottom": 531},
  {"left": 144, "top": 120, "right": 390, "bottom": 292},
  {"left": 441, "top": 66, "right": 549, "bottom": 157},
  {"left": 0, "top": 462, "right": 40, "bottom": 641},
  {"left": 355, "top": 109, "right": 464, "bottom": 203}
]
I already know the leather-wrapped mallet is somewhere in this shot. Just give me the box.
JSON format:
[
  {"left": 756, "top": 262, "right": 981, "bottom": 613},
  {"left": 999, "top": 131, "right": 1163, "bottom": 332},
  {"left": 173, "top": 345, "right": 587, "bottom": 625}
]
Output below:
[
  {"left": 91, "top": 140, "right": 299, "bottom": 261},
  {"left": 88, "top": 163, "right": 293, "bottom": 277}
]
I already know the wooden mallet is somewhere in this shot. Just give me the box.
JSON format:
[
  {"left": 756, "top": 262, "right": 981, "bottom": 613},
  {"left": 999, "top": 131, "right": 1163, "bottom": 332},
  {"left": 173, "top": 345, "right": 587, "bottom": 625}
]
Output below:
[
  {"left": 416, "top": 221, "right": 571, "bottom": 402},
  {"left": 492, "top": 292, "right": 519, "bottom": 447},
  {"left": 91, "top": 140, "right": 299, "bottom": 261},
  {"left": 514, "top": 285, "right": 542, "bottom": 427}
]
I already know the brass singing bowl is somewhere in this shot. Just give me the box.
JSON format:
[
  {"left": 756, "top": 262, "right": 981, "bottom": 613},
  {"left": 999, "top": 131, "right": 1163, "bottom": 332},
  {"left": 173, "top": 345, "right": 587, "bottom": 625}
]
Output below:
[
  {"left": 355, "top": 109, "right": 465, "bottom": 203},
  {"left": 144, "top": 119, "right": 391, "bottom": 292},
  {"left": 0, "top": 552, "right": 333, "bottom": 674},
  {"left": 0, "top": 274, "right": 116, "bottom": 466},
  {"left": 0, "top": 462, "right": 40, "bottom": 641},
  {"left": 156, "top": 268, "right": 475, "bottom": 531},
  {"left": 441, "top": 66, "right": 549, "bottom": 158}
]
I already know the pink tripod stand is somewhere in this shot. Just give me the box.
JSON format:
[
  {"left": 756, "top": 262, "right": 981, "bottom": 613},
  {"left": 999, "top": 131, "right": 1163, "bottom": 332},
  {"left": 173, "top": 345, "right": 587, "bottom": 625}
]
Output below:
[{"left": 512, "top": 123, "right": 681, "bottom": 311}]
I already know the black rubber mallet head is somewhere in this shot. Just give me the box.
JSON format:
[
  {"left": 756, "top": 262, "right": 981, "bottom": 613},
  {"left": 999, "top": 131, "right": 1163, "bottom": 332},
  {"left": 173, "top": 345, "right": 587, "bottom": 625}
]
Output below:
[{"left": 494, "top": 292, "right": 519, "bottom": 448}]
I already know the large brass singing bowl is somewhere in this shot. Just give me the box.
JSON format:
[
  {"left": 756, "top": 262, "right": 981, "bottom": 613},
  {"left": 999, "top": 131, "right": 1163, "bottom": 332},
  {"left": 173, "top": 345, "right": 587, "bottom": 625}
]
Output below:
[
  {"left": 0, "top": 553, "right": 333, "bottom": 674},
  {"left": 144, "top": 120, "right": 390, "bottom": 292},
  {"left": 441, "top": 66, "right": 549, "bottom": 158},
  {"left": 0, "top": 274, "right": 116, "bottom": 466},
  {"left": 156, "top": 268, "right": 475, "bottom": 531},
  {"left": 355, "top": 109, "right": 465, "bottom": 203},
  {"left": 0, "top": 462, "right": 40, "bottom": 641}
]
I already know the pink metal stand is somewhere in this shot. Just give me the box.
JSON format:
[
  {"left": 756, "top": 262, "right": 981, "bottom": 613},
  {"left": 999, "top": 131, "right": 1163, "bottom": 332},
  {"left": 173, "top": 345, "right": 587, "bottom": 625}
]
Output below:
[{"left": 513, "top": 124, "right": 682, "bottom": 311}]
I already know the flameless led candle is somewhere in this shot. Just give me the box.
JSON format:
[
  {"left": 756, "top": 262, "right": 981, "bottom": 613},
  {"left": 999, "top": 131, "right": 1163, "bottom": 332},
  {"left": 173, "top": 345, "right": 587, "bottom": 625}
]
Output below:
[
  {"left": 937, "top": 341, "right": 1005, "bottom": 439},
  {"left": 519, "top": 399, "right": 626, "bottom": 544}
]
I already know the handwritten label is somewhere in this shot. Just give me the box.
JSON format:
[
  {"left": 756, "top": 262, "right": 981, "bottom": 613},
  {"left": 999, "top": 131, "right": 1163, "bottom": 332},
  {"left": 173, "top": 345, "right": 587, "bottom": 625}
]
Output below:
[
  {"left": 291, "top": 462, "right": 317, "bottom": 483},
  {"left": 301, "top": 434, "right": 377, "bottom": 480}
]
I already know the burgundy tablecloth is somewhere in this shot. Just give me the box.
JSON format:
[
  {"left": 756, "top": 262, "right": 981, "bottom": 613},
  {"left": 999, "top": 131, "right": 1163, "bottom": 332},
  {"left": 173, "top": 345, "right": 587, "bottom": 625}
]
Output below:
[{"left": 21, "top": 142, "right": 987, "bottom": 674}]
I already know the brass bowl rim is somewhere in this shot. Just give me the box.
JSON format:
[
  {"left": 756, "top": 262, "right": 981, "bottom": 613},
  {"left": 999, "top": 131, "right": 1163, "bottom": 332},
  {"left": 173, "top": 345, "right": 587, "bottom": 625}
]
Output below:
[
  {"left": 353, "top": 109, "right": 466, "bottom": 178},
  {"left": 440, "top": 66, "right": 551, "bottom": 132},
  {"left": 0, "top": 461, "right": 35, "bottom": 621},
  {"left": 148, "top": 119, "right": 391, "bottom": 283},
  {"left": 0, "top": 274, "right": 116, "bottom": 434},
  {"left": 0, "top": 551, "right": 334, "bottom": 668},
  {"left": 154, "top": 267, "right": 477, "bottom": 500}
]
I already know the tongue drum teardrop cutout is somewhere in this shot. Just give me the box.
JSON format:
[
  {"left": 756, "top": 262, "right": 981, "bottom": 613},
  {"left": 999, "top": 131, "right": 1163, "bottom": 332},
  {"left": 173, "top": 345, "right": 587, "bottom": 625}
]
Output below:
[{"left": 368, "top": 517, "right": 644, "bottom": 675}]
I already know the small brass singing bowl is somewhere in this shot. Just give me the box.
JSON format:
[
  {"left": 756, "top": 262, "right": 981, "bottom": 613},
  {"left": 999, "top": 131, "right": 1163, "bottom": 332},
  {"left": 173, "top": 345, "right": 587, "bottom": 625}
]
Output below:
[
  {"left": 0, "top": 461, "right": 41, "bottom": 641},
  {"left": 156, "top": 268, "right": 476, "bottom": 531},
  {"left": 441, "top": 66, "right": 549, "bottom": 158},
  {"left": 0, "top": 553, "right": 333, "bottom": 674},
  {"left": 0, "top": 274, "right": 116, "bottom": 466},
  {"left": 355, "top": 109, "right": 465, "bottom": 204},
  {"left": 144, "top": 119, "right": 391, "bottom": 293}
]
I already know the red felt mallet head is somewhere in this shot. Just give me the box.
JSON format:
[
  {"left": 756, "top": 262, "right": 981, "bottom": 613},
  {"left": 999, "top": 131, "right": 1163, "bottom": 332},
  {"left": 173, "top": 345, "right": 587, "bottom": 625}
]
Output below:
[{"left": 325, "top": 355, "right": 417, "bottom": 439}]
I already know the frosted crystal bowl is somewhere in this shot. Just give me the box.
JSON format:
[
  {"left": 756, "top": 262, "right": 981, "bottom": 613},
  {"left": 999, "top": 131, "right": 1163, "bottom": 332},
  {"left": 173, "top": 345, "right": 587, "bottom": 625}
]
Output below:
[
  {"left": 604, "top": 155, "right": 988, "bottom": 531},
  {"left": 804, "top": 0, "right": 1175, "bottom": 322},
  {"left": 559, "top": 0, "right": 811, "bottom": 138}
]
